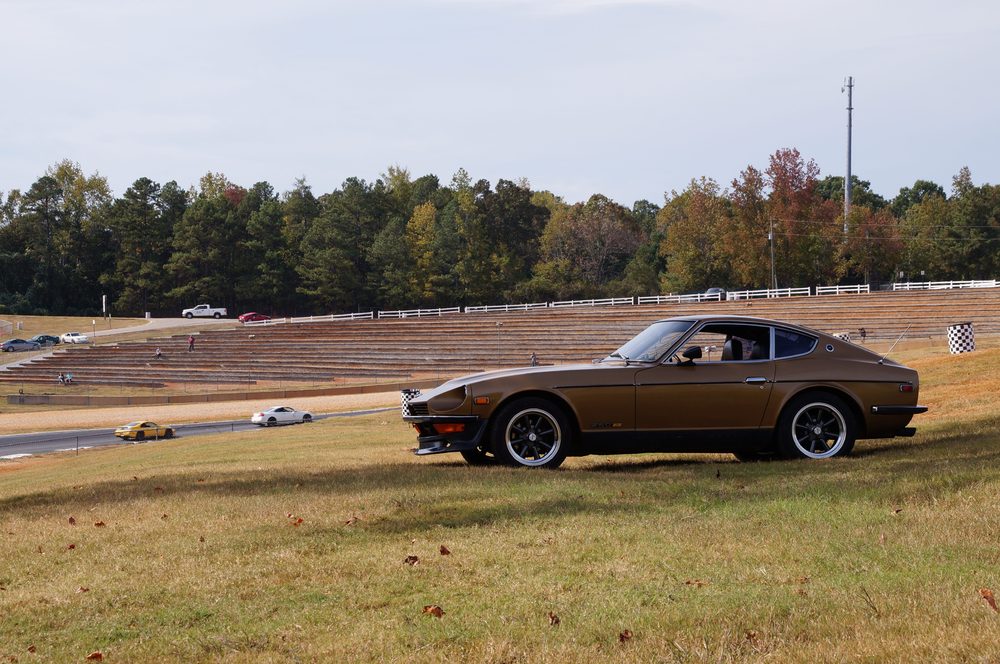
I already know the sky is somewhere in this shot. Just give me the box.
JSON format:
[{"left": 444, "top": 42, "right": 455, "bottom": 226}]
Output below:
[{"left": 1, "top": 0, "right": 997, "bottom": 205}]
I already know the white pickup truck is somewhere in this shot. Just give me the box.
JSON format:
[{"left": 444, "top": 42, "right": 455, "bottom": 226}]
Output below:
[{"left": 181, "top": 304, "right": 228, "bottom": 319}]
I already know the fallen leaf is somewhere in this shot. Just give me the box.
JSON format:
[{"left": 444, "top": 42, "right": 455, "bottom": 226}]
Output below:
[
  {"left": 131, "top": 476, "right": 138, "bottom": 481},
  {"left": 68, "top": 544, "right": 76, "bottom": 550},
  {"left": 745, "top": 630, "right": 759, "bottom": 643},
  {"left": 161, "top": 514, "right": 168, "bottom": 520},
  {"left": 548, "top": 611, "right": 560, "bottom": 626},
  {"left": 291, "top": 517, "right": 304, "bottom": 527},
  {"left": 879, "top": 533, "right": 886, "bottom": 545},
  {"left": 94, "top": 521, "right": 106, "bottom": 528},
  {"left": 68, "top": 516, "right": 76, "bottom": 526},
  {"left": 27, "top": 646, "right": 36, "bottom": 653},
  {"left": 981, "top": 588, "right": 998, "bottom": 612},
  {"left": 404, "top": 555, "right": 419, "bottom": 566},
  {"left": 423, "top": 604, "right": 445, "bottom": 618},
  {"left": 199, "top": 536, "right": 205, "bottom": 543},
  {"left": 153, "top": 486, "right": 164, "bottom": 492},
  {"left": 685, "top": 579, "right": 709, "bottom": 587},
  {"left": 197, "top": 478, "right": 205, "bottom": 482},
  {"left": 892, "top": 507, "right": 903, "bottom": 514},
  {"left": 796, "top": 576, "right": 810, "bottom": 585},
  {"left": 37, "top": 546, "right": 43, "bottom": 554},
  {"left": 85, "top": 652, "right": 103, "bottom": 661},
  {"left": 618, "top": 629, "right": 633, "bottom": 643},
  {"left": 286, "top": 513, "right": 293, "bottom": 518},
  {"left": 76, "top": 586, "right": 89, "bottom": 593},
  {"left": 439, "top": 545, "right": 451, "bottom": 556},
  {"left": 344, "top": 516, "right": 360, "bottom": 526}
]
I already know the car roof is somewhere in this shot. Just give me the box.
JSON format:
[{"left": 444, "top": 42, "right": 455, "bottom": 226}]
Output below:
[{"left": 655, "top": 314, "right": 823, "bottom": 336}]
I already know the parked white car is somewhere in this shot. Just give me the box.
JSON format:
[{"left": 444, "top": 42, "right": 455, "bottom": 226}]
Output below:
[
  {"left": 60, "top": 332, "right": 91, "bottom": 344},
  {"left": 251, "top": 406, "right": 313, "bottom": 426},
  {"left": 182, "top": 304, "right": 228, "bottom": 319}
]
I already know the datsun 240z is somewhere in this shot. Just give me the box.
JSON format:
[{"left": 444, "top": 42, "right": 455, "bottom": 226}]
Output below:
[{"left": 401, "top": 315, "right": 927, "bottom": 468}]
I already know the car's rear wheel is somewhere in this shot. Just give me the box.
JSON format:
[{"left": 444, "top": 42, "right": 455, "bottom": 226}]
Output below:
[
  {"left": 213, "top": 312, "right": 221, "bottom": 318},
  {"left": 460, "top": 444, "right": 497, "bottom": 466},
  {"left": 490, "top": 398, "right": 570, "bottom": 469},
  {"left": 267, "top": 417, "right": 277, "bottom": 426},
  {"left": 777, "top": 393, "right": 856, "bottom": 459},
  {"left": 302, "top": 414, "right": 312, "bottom": 423}
]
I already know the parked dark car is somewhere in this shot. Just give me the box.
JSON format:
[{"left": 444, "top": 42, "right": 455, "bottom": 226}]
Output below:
[
  {"left": 28, "top": 334, "right": 60, "bottom": 346},
  {"left": 402, "top": 315, "right": 927, "bottom": 468},
  {"left": 2, "top": 338, "right": 41, "bottom": 352}
]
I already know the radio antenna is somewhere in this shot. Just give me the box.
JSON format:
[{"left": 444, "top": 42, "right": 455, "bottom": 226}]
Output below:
[{"left": 879, "top": 324, "right": 911, "bottom": 364}]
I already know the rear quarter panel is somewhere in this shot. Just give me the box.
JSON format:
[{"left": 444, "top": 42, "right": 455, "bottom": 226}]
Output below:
[{"left": 767, "top": 343, "right": 920, "bottom": 438}]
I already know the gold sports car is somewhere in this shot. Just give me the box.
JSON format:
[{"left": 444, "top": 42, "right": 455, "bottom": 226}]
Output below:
[
  {"left": 402, "top": 315, "right": 927, "bottom": 468},
  {"left": 114, "top": 421, "right": 175, "bottom": 441}
]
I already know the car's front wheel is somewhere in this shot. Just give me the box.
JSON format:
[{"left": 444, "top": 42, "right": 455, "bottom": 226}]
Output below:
[
  {"left": 777, "top": 393, "right": 856, "bottom": 459},
  {"left": 135, "top": 431, "right": 145, "bottom": 441},
  {"left": 490, "top": 398, "right": 571, "bottom": 469}
]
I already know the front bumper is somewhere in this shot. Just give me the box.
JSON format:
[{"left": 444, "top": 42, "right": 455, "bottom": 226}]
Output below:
[{"left": 403, "top": 415, "right": 489, "bottom": 455}]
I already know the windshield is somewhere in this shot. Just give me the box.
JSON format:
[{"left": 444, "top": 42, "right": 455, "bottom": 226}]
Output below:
[{"left": 607, "top": 320, "right": 694, "bottom": 362}]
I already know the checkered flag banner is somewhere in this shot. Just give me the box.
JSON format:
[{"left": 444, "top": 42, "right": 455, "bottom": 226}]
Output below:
[
  {"left": 400, "top": 388, "right": 421, "bottom": 416},
  {"left": 833, "top": 332, "right": 852, "bottom": 342},
  {"left": 947, "top": 322, "right": 976, "bottom": 355}
]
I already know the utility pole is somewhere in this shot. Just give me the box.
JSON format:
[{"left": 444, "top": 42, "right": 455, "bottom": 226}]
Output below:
[
  {"left": 768, "top": 217, "right": 777, "bottom": 290},
  {"left": 843, "top": 76, "right": 853, "bottom": 234}
]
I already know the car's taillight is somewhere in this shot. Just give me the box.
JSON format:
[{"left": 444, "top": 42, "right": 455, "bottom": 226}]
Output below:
[{"left": 899, "top": 384, "right": 914, "bottom": 393}]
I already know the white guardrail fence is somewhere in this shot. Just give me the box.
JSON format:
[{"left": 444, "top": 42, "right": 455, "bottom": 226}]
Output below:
[{"left": 236, "top": 279, "right": 997, "bottom": 327}]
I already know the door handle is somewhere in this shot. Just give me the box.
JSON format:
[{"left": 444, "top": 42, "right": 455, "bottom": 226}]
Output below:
[{"left": 744, "top": 376, "right": 769, "bottom": 384}]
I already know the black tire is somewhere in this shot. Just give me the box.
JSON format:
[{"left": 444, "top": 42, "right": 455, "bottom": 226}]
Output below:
[
  {"left": 135, "top": 430, "right": 145, "bottom": 441},
  {"left": 185, "top": 313, "right": 193, "bottom": 319},
  {"left": 777, "top": 393, "right": 857, "bottom": 460},
  {"left": 302, "top": 414, "right": 312, "bottom": 423},
  {"left": 164, "top": 429, "right": 174, "bottom": 439},
  {"left": 489, "top": 397, "right": 571, "bottom": 469},
  {"left": 213, "top": 312, "right": 221, "bottom": 319},
  {"left": 460, "top": 444, "right": 497, "bottom": 466},
  {"left": 267, "top": 417, "right": 277, "bottom": 427}
]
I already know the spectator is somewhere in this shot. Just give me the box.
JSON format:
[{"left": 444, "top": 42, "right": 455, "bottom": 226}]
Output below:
[
  {"left": 65, "top": 372, "right": 74, "bottom": 384},
  {"left": 188, "top": 335, "right": 195, "bottom": 352},
  {"left": 529, "top": 352, "right": 538, "bottom": 367},
  {"left": 154, "top": 347, "right": 163, "bottom": 360},
  {"left": 57, "top": 372, "right": 65, "bottom": 385},
  {"left": 859, "top": 327, "right": 868, "bottom": 343}
]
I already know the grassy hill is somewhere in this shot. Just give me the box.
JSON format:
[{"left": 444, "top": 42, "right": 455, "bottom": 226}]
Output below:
[{"left": 1, "top": 348, "right": 998, "bottom": 661}]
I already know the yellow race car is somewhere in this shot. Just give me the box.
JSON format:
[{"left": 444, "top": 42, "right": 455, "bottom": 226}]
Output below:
[{"left": 114, "top": 421, "right": 175, "bottom": 441}]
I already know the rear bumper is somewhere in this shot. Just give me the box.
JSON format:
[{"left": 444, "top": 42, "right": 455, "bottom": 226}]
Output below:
[
  {"left": 403, "top": 415, "right": 489, "bottom": 455},
  {"left": 871, "top": 405, "right": 928, "bottom": 415}
]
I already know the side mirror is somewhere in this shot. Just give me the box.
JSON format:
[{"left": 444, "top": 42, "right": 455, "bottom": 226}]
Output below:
[{"left": 682, "top": 345, "right": 702, "bottom": 360}]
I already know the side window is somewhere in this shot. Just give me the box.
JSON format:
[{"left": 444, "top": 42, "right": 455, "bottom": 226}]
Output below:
[
  {"left": 683, "top": 324, "right": 771, "bottom": 362},
  {"left": 774, "top": 328, "right": 817, "bottom": 358}
]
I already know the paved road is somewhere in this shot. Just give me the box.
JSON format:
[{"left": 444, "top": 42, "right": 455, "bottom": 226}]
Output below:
[{"left": 0, "top": 407, "right": 395, "bottom": 460}]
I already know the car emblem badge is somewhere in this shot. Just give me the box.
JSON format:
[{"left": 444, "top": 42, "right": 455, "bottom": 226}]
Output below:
[
  {"left": 528, "top": 433, "right": 537, "bottom": 442},
  {"left": 813, "top": 426, "right": 822, "bottom": 435}
]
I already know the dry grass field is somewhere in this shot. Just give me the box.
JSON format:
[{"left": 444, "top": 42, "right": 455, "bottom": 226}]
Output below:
[{"left": 1, "top": 345, "right": 998, "bottom": 662}]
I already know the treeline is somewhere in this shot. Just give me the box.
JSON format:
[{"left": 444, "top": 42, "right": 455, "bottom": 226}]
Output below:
[{"left": 1, "top": 149, "right": 998, "bottom": 317}]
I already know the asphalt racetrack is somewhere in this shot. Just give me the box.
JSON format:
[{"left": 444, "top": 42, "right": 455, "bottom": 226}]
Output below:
[{"left": 0, "top": 408, "right": 395, "bottom": 460}]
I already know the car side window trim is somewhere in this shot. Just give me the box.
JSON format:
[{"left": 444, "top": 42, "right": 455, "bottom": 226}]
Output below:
[{"left": 773, "top": 326, "right": 819, "bottom": 360}]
